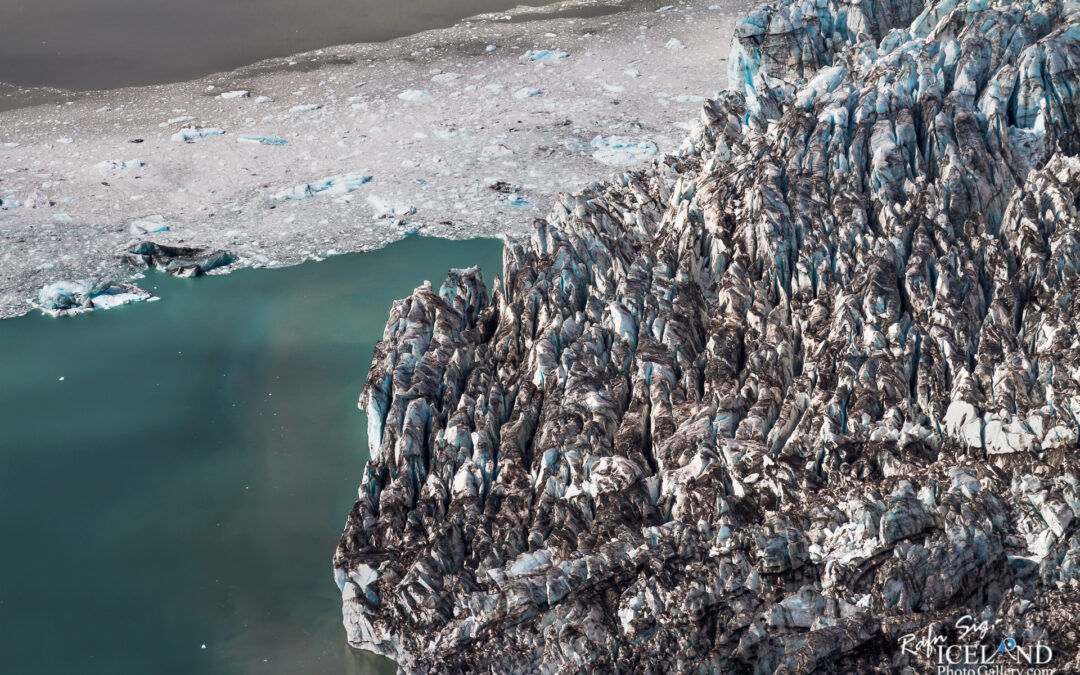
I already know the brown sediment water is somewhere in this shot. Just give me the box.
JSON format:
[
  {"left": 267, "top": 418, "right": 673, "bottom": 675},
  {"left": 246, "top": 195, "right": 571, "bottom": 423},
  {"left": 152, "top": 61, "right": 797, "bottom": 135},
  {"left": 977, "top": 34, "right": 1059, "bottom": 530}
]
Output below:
[{"left": 0, "top": 0, "right": 631, "bottom": 99}]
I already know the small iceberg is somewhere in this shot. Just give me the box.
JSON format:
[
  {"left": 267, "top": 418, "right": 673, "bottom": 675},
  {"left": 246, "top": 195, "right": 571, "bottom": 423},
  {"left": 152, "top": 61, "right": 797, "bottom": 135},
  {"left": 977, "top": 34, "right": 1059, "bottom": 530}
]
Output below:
[
  {"left": 431, "top": 73, "right": 462, "bottom": 84},
  {"left": 513, "top": 87, "right": 541, "bottom": 99},
  {"left": 521, "top": 49, "right": 569, "bottom": 61},
  {"left": 289, "top": 104, "right": 321, "bottom": 114},
  {"left": 160, "top": 116, "right": 194, "bottom": 127},
  {"left": 1, "top": 197, "right": 24, "bottom": 210},
  {"left": 398, "top": 90, "right": 431, "bottom": 101},
  {"left": 590, "top": 136, "right": 659, "bottom": 167},
  {"left": 95, "top": 159, "right": 144, "bottom": 171},
  {"left": 34, "top": 280, "right": 157, "bottom": 317},
  {"left": 129, "top": 215, "right": 170, "bottom": 236},
  {"left": 170, "top": 127, "right": 225, "bottom": 142},
  {"left": 272, "top": 172, "right": 372, "bottom": 200},
  {"left": 367, "top": 194, "right": 416, "bottom": 219},
  {"left": 238, "top": 134, "right": 288, "bottom": 146},
  {"left": 217, "top": 90, "right": 249, "bottom": 100}
]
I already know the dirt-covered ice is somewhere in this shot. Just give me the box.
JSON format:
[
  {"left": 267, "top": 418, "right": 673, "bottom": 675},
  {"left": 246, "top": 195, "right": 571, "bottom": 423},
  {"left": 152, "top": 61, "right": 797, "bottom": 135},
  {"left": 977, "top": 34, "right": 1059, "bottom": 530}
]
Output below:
[{"left": 0, "top": 0, "right": 751, "bottom": 318}]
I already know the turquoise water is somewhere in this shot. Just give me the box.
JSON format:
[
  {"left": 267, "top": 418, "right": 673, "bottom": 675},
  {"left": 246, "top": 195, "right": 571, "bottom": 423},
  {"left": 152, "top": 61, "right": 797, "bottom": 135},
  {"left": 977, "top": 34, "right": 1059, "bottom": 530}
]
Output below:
[{"left": 0, "top": 237, "right": 503, "bottom": 674}]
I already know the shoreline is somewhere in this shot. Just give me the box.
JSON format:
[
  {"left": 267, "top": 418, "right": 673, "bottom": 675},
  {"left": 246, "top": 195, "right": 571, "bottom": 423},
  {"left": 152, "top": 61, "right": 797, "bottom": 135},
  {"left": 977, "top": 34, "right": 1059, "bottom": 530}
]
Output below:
[{"left": 0, "top": 0, "right": 751, "bottom": 320}]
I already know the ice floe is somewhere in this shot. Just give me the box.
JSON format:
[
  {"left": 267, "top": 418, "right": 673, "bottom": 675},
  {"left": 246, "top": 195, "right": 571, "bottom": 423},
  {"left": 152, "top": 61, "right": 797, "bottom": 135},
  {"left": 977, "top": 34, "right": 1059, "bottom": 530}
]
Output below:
[{"left": 272, "top": 172, "right": 372, "bottom": 200}]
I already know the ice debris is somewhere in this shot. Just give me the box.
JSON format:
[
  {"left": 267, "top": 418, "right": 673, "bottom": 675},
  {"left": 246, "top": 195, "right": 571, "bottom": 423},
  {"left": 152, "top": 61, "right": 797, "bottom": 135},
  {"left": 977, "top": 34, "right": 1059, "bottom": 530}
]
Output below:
[
  {"left": 34, "top": 280, "right": 156, "bottom": 317},
  {"left": 272, "top": 172, "right": 372, "bottom": 200},
  {"left": 123, "top": 242, "right": 235, "bottom": 277},
  {"left": 397, "top": 90, "right": 431, "bottom": 101},
  {"left": 521, "top": 49, "right": 569, "bottom": 61},
  {"left": 238, "top": 134, "right": 287, "bottom": 146},
  {"left": 170, "top": 127, "right": 224, "bottom": 142},
  {"left": 95, "top": 159, "right": 144, "bottom": 171},
  {"left": 366, "top": 195, "right": 416, "bottom": 219},
  {"left": 589, "top": 135, "right": 659, "bottom": 166},
  {"left": 128, "top": 215, "right": 169, "bottom": 236},
  {"left": 289, "top": 104, "right": 321, "bottom": 114}
]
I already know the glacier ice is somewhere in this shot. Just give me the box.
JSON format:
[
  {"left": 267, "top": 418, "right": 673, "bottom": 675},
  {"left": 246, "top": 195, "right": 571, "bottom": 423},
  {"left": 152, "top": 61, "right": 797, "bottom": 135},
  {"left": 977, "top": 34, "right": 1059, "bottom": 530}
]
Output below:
[{"left": 335, "top": 0, "right": 1080, "bottom": 672}]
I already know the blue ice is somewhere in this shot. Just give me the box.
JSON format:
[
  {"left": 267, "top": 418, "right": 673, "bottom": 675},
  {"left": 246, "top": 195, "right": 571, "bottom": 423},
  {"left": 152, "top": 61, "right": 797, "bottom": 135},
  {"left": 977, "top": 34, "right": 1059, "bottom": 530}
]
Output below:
[{"left": 239, "top": 134, "right": 288, "bottom": 146}]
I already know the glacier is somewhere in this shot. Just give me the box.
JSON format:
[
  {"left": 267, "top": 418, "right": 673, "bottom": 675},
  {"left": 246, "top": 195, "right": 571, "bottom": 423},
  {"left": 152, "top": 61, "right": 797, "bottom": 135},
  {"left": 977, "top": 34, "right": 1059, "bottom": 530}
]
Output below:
[{"left": 335, "top": 0, "right": 1080, "bottom": 672}]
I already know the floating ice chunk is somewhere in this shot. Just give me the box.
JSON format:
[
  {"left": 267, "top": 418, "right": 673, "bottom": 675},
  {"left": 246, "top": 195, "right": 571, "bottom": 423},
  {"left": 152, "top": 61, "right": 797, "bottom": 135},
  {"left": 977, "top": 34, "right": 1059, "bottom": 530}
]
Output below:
[
  {"left": 665, "top": 38, "right": 686, "bottom": 49},
  {"left": 129, "top": 215, "right": 170, "bottom": 236},
  {"left": 254, "top": 95, "right": 273, "bottom": 103},
  {"left": 521, "top": 49, "right": 569, "bottom": 61},
  {"left": 95, "top": 159, "right": 144, "bottom": 171},
  {"left": 656, "top": 4, "right": 674, "bottom": 11},
  {"left": 509, "top": 197, "right": 534, "bottom": 209},
  {"left": 37, "top": 280, "right": 90, "bottom": 312},
  {"left": 433, "top": 129, "right": 460, "bottom": 140},
  {"left": 87, "top": 286, "right": 157, "bottom": 311},
  {"left": 603, "top": 83, "right": 626, "bottom": 93},
  {"left": 34, "top": 280, "right": 156, "bottom": 316},
  {"left": 161, "top": 116, "right": 195, "bottom": 127},
  {"left": 56, "top": 138, "right": 73, "bottom": 144},
  {"left": 366, "top": 194, "right": 416, "bottom": 219},
  {"left": 625, "top": 68, "right": 641, "bottom": 78},
  {"left": 0, "top": 197, "right": 23, "bottom": 210},
  {"left": 564, "top": 138, "right": 586, "bottom": 152},
  {"left": 513, "top": 87, "right": 541, "bottom": 99},
  {"left": 481, "top": 143, "right": 514, "bottom": 159},
  {"left": 431, "top": 73, "right": 462, "bottom": 84},
  {"left": 398, "top": 89, "right": 431, "bottom": 101},
  {"left": 238, "top": 134, "right": 287, "bottom": 146},
  {"left": 590, "top": 136, "right": 658, "bottom": 166},
  {"left": 486, "top": 45, "right": 497, "bottom": 52},
  {"left": 272, "top": 172, "right": 372, "bottom": 200},
  {"left": 673, "top": 94, "right": 704, "bottom": 103},
  {"left": 218, "top": 90, "right": 249, "bottom": 100},
  {"left": 170, "top": 127, "right": 225, "bottom": 142},
  {"left": 289, "top": 104, "right": 321, "bottom": 114}
]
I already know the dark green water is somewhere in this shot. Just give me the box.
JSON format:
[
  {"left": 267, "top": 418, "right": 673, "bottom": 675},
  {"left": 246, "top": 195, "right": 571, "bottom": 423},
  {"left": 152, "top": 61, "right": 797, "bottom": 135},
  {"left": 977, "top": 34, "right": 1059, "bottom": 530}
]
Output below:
[{"left": 0, "top": 236, "right": 503, "bottom": 675}]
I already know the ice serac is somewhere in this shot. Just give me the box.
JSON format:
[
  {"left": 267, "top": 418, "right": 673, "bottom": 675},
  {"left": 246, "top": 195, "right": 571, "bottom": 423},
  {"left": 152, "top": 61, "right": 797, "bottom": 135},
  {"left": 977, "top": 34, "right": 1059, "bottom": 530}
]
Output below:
[{"left": 336, "top": 0, "right": 1080, "bottom": 671}]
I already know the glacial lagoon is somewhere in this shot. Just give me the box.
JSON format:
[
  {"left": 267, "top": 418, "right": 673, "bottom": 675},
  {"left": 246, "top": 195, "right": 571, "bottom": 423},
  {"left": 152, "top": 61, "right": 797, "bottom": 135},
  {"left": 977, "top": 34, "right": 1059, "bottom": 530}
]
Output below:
[{"left": 0, "top": 236, "right": 503, "bottom": 674}]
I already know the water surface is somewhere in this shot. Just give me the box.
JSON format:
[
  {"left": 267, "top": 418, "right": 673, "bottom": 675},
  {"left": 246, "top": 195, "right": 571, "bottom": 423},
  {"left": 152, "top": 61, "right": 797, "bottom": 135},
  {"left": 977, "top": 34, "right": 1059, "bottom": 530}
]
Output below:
[
  {"left": 0, "top": 0, "right": 528, "bottom": 91},
  {"left": 0, "top": 237, "right": 504, "bottom": 674}
]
